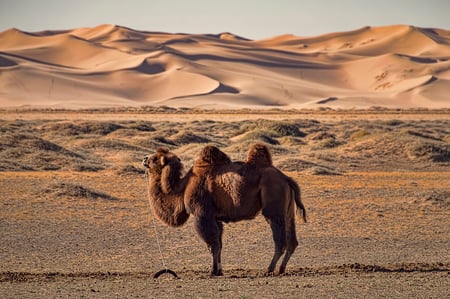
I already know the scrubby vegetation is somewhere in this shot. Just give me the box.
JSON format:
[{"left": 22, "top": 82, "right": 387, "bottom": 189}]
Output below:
[{"left": 1, "top": 115, "right": 449, "bottom": 174}]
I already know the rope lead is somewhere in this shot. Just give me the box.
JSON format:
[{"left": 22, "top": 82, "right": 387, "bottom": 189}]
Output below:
[{"left": 145, "top": 171, "right": 179, "bottom": 279}]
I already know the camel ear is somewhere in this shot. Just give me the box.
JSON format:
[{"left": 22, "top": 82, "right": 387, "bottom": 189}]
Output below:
[{"left": 160, "top": 156, "right": 167, "bottom": 166}]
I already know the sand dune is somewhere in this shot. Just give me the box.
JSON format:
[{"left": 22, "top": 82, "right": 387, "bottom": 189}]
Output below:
[{"left": 0, "top": 24, "right": 449, "bottom": 109}]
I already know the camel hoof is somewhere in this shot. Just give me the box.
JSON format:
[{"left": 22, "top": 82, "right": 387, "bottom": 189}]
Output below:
[
  {"left": 153, "top": 269, "right": 179, "bottom": 279},
  {"left": 264, "top": 271, "right": 275, "bottom": 277},
  {"left": 211, "top": 270, "right": 223, "bottom": 277}
]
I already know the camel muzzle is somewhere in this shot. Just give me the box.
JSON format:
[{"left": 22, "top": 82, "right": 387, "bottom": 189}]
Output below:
[{"left": 142, "top": 156, "right": 149, "bottom": 168}]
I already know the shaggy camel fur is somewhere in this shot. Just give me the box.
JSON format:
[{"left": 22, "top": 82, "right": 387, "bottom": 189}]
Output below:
[{"left": 143, "top": 143, "right": 306, "bottom": 276}]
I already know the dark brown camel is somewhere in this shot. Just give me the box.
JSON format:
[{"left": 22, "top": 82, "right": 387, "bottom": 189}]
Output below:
[{"left": 143, "top": 143, "right": 306, "bottom": 276}]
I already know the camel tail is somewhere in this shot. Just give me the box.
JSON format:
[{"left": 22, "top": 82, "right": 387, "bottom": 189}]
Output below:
[{"left": 287, "top": 177, "right": 307, "bottom": 223}]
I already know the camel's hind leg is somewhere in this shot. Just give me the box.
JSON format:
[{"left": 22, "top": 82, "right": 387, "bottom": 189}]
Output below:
[
  {"left": 278, "top": 189, "right": 300, "bottom": 274},
  {"left": 266, "top": 216, "right": 287, "bottom": 274},
  {"left": 279, "top": 215, "right": 298, "bottom": 274},
  {"left": 261, "top": 171, "right": 293, "bottom": 274}
]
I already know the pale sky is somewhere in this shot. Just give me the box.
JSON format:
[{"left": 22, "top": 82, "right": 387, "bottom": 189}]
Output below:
[{"left": 1, "top": 0, "right": 449, "bottom": 39}]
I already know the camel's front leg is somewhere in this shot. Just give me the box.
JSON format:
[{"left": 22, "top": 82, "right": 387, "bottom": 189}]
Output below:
[
  {"left": 194, "top": 216, "right": 223, "bottom": 276},
  {"left": 216, "top": 221, "right": 224, "bottom": 275}
]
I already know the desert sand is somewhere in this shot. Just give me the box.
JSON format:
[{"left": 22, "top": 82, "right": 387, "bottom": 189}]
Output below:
[
  {"left": 0, "top": 110, "right": 449, "bottom": 298},
  {"left": 0, "top": 24, "right": 449, "bottom": 109}
]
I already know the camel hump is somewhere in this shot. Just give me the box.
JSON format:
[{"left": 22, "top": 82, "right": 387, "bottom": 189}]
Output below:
[
  {"left": 194, "top": 145, "right": 232, "bottom": 167},
  {"left": 156, "top": 147, "right": 170, "bottom": 154},
  {"left": 246, "top": 143, "right": 273, "bottom": 167}
]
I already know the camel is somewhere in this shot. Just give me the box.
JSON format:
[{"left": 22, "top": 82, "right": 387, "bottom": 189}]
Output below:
[{"left": 143, "top": 143, "right": 306, "bottom": 276}]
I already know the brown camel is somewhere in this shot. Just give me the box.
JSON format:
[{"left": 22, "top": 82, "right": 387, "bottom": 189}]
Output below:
[{"left": 143, "top": 143, "right": 306, "bottom": 276}]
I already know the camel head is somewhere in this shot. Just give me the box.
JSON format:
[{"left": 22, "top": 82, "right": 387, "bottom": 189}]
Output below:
[
  {"left": 143, "top": 148, "right": 183, "bottom": 194},
  {"left": 143, "top": 147, "right": 182, "bottom": 173}
]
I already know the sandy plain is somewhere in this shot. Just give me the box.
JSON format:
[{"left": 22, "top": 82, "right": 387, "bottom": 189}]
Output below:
[{"left": 0, "top": 110, "right": 449, "bottom": 298}]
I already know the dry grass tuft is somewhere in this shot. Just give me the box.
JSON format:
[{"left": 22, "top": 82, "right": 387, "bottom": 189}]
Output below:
[
  {"left": 350, "top": 129, "right": 371, "bottom": 140},
  {"left": 234, "top": 129, "right": 279, "bottom": 145},
  {"left": 265, "top": 122, "right": 306, "bottom": 137},
  {"left": 411, "top": 190, "right": 450, "bottom": 208},
  {"left": 407, "top": 142, "right": 450, "bottom": 162},
  {"left": 422, "top": 190, "right": 450, "bottom": 208},
  {"left": 41, "top": 121, "right": 125, "bottom": 136},
  {"left": 124, "top": 121, "right": 156, "bottom": 132},
  {"left": 78, "top": 139, "right": 145, "bottom": 151},
  {"left": 313, "top": 137, "right": 343, "bottom": 149},
  {"left": 115, "top": 164, "right": 146, "bottom": 175},
  {"left": 308, "top": 166, "right": 342, "bottom": 176},
  {"left": 0, "top": 133, "right": 85, "bottom": 171},
  {"left": 169, "top": 131, "right": 210, "bottom": 145},
  {"left": 43, "top": 182, "right": 119, "bottom": 200}
]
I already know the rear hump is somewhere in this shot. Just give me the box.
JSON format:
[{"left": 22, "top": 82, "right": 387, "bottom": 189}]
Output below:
[{"left": 246, "top": 143, "right": 273, "bottom": 167}]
